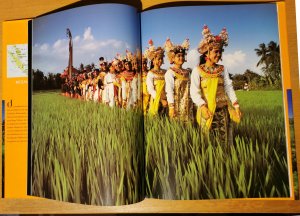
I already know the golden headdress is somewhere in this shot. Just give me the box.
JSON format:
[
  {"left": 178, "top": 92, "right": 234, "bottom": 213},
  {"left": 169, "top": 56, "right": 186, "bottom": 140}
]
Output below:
[
  {"left": 125, "top": 49, "right": 135, "bottom": 63},
  {"left": 111, "top": 53, "right": 123, "bottom": 66},
  {"left": 144, "top": 39, "right": 165, "bottom": 61},
  {"left": 164, "top": 37, "right": 190, "bottom": 64},
  {"left": 198, "top": 25, "right": 228, "bottom": 54}
]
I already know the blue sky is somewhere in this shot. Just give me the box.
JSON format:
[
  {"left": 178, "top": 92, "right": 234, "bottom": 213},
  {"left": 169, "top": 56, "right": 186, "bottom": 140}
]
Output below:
[
  {"left": 141, "top": 3, "right": 279, "bottom": 74},
  {"left": 32, "top": 4, "right": 140, "bottom": 73},
  {"left": 32, "top": 3, "right": 279, "bottom": 76}
]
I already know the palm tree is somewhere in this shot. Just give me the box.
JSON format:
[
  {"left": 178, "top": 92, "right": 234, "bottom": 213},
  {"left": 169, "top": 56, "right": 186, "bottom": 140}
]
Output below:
[
  {"left": 255, "top": 41, "right": 281, "bottom": 87},
  {"left": 255, "top": 43, "right": 268, "bottom": 67},
  {"left": 267, "top": 41, "right": 281, "bottom": 81}
]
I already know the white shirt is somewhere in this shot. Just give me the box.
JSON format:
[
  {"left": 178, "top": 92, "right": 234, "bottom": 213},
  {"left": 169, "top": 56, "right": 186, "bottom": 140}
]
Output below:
[
  {"left": 190, "top": 66, "right": 237, "bottom": 107},
  {"left": 164, "top": 68, "right": 176, "bottom": 104},
  {"left": 146, "top": 71, "right": 157, "bottom": 99}
]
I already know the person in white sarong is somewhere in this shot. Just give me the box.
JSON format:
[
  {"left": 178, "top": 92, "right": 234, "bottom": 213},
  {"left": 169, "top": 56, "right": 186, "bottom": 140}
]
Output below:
[{"left": 104, "top": 63, "right": 117, "bottom": 107}]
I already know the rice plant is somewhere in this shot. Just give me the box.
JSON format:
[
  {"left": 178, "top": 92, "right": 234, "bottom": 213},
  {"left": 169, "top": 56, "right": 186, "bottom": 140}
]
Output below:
[
  {"left": 31, "top": 90, "right": 291, "bottom": 204},
  {"left": 145, "top": 90, "right": 290, "bottom": 199},
  {"left": 31, "top": 91, "right": 144, "bottom": 205}
]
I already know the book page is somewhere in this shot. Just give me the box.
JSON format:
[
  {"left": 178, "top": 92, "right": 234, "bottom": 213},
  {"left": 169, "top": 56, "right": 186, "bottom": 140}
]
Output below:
[
  {"left": 29, "top": 3, "right": 143, "bottom": 206},
  {"left": 2, "top": 20, "right": 31, "bottom": 198},
  {"left": 141, "top": 3, "right": 296, "bottom": 200}
]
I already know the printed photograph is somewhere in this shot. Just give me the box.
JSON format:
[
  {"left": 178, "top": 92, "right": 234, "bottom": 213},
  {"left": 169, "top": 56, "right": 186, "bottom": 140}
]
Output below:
[
  {"left": 141, "top": 3, "right": 292, "bottom": 199},
  {"left": 31, "top": 3, "right": 143, "bottom": 205}
]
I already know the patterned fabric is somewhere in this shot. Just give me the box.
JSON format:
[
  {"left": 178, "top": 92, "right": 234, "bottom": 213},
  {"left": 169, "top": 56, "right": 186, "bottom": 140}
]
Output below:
[
  {"left": 173, "top": 69, "right": 194, "bottom": 122},
  {"left": 210, "top": 106, "right": 233, "bottom": 146}
]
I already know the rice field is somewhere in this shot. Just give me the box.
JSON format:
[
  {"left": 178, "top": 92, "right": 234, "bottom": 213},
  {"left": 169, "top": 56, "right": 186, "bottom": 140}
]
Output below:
[
  {"left": 31, "top": 91, "right": 144, "bottom": 205},
  {"left": 145, "top": 90, "right": 291, "bottom": 199},
  {"left": 31, "top": 90, "right": 292, "bottom": 205}
]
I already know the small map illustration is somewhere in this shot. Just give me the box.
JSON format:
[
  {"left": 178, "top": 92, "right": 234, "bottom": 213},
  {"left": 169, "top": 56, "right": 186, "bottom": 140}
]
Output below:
[{"left": 7, "top": 44, "right": 28, "bottom": 78}]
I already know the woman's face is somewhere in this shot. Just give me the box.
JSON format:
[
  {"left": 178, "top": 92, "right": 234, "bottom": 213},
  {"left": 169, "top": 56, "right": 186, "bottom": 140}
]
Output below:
[
  {"left": 142, "top": 61, "right": 148, "bottom": 71},
  {"left": 207, "top": 48, "right": 222, "bottom": 64},
  {"left": 173, "top": 52, "right": 185, "bottom": 66},
  {"left": 109, "top": 65, "right": 115, "bottom": 73},
  {"left": 153, "top": 56, "right": 164, "bottom": 67},
  {"left": 125, "top": 62, "right": 132, "bottom": 71}
]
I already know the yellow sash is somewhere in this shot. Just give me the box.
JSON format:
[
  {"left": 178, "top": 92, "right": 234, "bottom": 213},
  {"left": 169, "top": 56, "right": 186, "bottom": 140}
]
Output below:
[
  {"left": 196, "top": 68, "right": 219, "bottom": 129},
  {"left": 148, "top": 79, "right": 165, "bottom": 115}
]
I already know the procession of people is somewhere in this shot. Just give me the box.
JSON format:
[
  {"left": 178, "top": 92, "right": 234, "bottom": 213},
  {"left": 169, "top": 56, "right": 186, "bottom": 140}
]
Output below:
[{"left": 60, "top": 25, "right": 242, "bottom": 144}]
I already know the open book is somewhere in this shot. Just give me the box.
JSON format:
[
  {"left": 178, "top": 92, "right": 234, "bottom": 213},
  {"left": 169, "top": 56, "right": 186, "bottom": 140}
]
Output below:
[{"left": 19, "top": 1, "right": 297, "bottom": 206}]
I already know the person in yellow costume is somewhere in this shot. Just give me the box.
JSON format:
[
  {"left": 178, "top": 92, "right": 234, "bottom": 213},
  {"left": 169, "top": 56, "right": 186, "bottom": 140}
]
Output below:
[
  {"left": 164, "top": 38, "right": 194, "bottom": 122},
  {"left": 141, "top": 55, "right": 150, "bottom": 114},
  {"left": 144, "top": 39, "right": 168, "bottom": 115},
  {"left": 190, "top": 25, "right": 241, "bottom": 145}
]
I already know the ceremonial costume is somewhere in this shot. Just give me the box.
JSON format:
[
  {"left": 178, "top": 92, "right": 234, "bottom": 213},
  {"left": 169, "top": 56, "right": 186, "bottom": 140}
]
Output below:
[
  {"left": 144, "top": 40, "right": 167, "bottom": 115},
  {"left": 146, "top": 69, "right": 167, "bottom": 115},
  {"left": 190, "top": 25, "right": 240, "bottom": 145},
  {"left": 142, "top": 70, "right": 150, "bottom": 114},
  {"left": 120, "top": 51, "right": 138, "bottom": 109},
  {"left": 120, "top": 70, "right": 137, "bottom": 109},
  {"left": 164, "top": 38, "right": 193, "bottom": 121},
  {"left": 98, "top": 57, "right": 108, "bottom": 103},
  {"left": 165, "top": 67, "right": 194, "bottom": 122}
]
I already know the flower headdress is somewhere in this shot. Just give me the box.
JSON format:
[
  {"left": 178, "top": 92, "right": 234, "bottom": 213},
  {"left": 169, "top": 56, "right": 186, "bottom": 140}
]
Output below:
[
  {"left": 112, "top": 54, "right": 121, "bottom": 66},
  {"left": 115, "top": 53, "right": 126, "bottom": 62},
  {"left": 144, "top": 39, "right": 165, "bottom": 61},
  {"left": 164, "top": 37, "right": 190, "bottom": 64},
  {"left": 125, "top": 49, "right": 134, "bottom": 63},
  {"left": 198, "top": 25, "right": 228, "bottom": 54}
]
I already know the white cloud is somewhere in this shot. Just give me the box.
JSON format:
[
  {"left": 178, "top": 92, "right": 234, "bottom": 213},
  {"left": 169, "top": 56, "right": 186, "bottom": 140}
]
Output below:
[
  {"left": 185, "top": 49, "right": 199, "bottom": 69},
  {"left": 83, "top": 27, "right": 94, "bottom": 41},
  {"left": 222, "top": 50, "right": 246, "bottom": 69},
  {"left": 74, "top": 35, "right": 80, "bottom": 43},
  {"left": 53, "top": 39, "right": 65, "bottom": 49},
  {"left": 40, "top": 43, "right": 49, "bottom": 51},
  {"left": 32, "top": 27, "right": 131, "bottom": 73}
]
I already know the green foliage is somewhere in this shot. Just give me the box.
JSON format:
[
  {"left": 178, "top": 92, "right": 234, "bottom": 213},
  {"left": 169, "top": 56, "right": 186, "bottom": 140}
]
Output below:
[
  {"left": 32, "top": 69, "right": 62, "bottom": 91},
  {"left": 255, "top": 41, "right": 281, "bottom": 88},
  {"left": 31, "top": 91, "right": 144, "bottom": 205},
  {"left": 31, "top": 90, "right": 293, "bottom": 202},
  {"left": 145, "top": 90, "right": 290, "bottom": 199}
]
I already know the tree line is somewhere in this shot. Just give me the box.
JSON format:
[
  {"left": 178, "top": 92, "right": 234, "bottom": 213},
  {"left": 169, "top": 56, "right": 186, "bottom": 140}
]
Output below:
[{"left": 232, "top": 41, "right": 281, "bottom": 90}]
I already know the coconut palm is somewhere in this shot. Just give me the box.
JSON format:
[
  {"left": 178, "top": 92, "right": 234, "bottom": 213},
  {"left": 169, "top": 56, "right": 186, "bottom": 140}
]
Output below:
[
  {"left": 255, "top": 43, "right": 268, "bottom": 67},
  {"left": 255, "top": 41, "right": 281, "bottom": 88}
]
